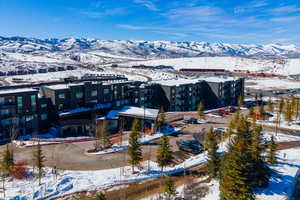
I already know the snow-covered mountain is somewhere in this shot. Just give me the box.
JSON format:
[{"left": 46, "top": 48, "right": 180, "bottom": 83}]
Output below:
[{"left": 1, "top": 36, "right": 300, "bottom": 59}]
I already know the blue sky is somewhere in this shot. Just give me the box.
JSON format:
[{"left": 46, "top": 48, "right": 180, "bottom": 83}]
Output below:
[{"left": 0, "top": 0, "right": 300, "bottom": 45}]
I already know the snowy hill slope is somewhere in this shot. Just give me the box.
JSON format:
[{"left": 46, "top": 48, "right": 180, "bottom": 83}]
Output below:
[
  {"left": 122, "top": 57, "right": 300, "bottom": 75},
  {"left": 1, "top": 36, "right": 300, "bottom": 76},
  {"left": 1, "top": 36, "right": 300, "bottom": 58}
]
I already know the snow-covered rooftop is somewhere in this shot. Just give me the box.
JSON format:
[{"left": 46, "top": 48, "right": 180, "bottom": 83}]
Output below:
[
  {"left": 44, "top": 84, "right": 70, "bottom": 90},
  {"left": 118, "top": 106, "right": 159, "bottom": 120},
  {"left": 0, "top": 88, "right": 38, "bottom": 95},
  {"left": 152, "top": 79, "right": 202, "bottom": 86},
  {"left": 199, "top": 76, "right": 239, "bottom": 83},
  {"left": 152, "top": 76, "right": 239, "bottom": 86}
]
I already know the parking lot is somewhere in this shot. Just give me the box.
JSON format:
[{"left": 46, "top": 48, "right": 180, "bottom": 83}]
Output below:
[{"left": 3, "top": 109, "right": 238, "bottom": 171}]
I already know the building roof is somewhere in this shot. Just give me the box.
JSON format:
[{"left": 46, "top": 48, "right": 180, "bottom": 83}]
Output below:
[
  {"left": 0, "top": 88, "right": 38, "bottom": 95},
  {"left": 199, "top": 76, "right": 239, "bottom": 83},
  {"left": 117, "top": 106, "right": 159, "bottom": 120},
  {"left": 44, "top": 84, "right": 70, "bottom": 90},
  {"left": 152, "top": 79, "right": 202, "bottom": 87}
]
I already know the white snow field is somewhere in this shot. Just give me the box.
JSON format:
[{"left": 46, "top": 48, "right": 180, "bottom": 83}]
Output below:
[
  {"left": 123, "top": 57, "right": 300, "bottom": 76},
  {"left": 246, "top": 78, "right": 300, "bottom": 90},
  {"left": 3, "top": 68, "right": 148, "bottom": 85}
]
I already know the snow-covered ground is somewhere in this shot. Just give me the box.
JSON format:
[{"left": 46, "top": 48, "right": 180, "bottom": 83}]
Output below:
[
  {"left": 3, "top": 135, "right": 227, "bottom": 200},
  {"left": 199, "top": 148, "right": 300, "bottom": 200},
  {"left": 256, "top": 113, "right": 300, "bottom": 131},
  {"left": 246, "top": 78, "right": 300, "bottom": 90},
  {"left": 123, "top": 57, "right": 300, "bottom": 76},
  {"left": 3, "top": 131, "right": 300, "bottom": 199},
  {"left": 3, "top": 67, "right": 148, "bottom": 85}
]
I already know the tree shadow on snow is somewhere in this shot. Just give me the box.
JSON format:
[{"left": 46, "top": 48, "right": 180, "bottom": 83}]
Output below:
[{"left": 255, "top": 161, "right": 297, "bottom": 196}]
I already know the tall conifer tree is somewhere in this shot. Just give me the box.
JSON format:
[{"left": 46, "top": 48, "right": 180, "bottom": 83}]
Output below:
[
  {"left": 206, "top": 128, "right": 220, "bottom": 178},
  {"left": 128, "top": 119, "right": 142, "bottom": 172},
  {"left": 157, "top": 134, "right": 173, "bottom": 172}
]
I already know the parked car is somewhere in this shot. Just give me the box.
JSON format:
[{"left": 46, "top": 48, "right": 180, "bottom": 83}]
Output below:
[
  {"left": 213, "top": 127, "right": 227, "bottom": 134},
  {"left": 211, "top": 111, "right": 223, "bottom": 117},
  {"left": 243, "top": 101, "right": 256, "bottom": 108},
  {"left": 218, "top": 109, "right": 229, "bottom": 115},
  {"left": 176, "top": 140, "right": 203, "bottom": 154},
  {"left": 184, "top": 117, "right": 198, "bottom": 124},
  {"left": 197, "top": 119, "right": 209, "bottom": 124},
  {"left": 262, "top": 112, "right": 274, "bottom": 117},
  {"left": 225, "top": 106, "right": 237, "bottom": 113}
]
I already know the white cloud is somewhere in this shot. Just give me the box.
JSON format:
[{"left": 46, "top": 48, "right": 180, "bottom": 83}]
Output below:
[
  {"left": 133, "top": 0, "right": 159, "bottom": 11},
  {"left": 79, "top": 8, "right": 126, "bottom": 18},
  {"left": 270, "top": 16, "right": 300, "bottom": 22},
  {"left": 152, "top": 31, "right": 189, "bottom": 39},
  {"left": 118, "top": 24, "right": 148, "bottom": 30},
  {"left": 268, "top": 5, "right": 300, "bottom": 14},
  {"left": 167, "top": 6, "right": 224, "bottom": 22},
  {"left": 234, "top": 0, "right": 268, "bottom": 13}
]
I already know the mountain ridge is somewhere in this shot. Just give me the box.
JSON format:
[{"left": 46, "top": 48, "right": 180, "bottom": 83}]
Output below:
[{"left": 1, "top": 36, "right": 300, "bottom": 59}]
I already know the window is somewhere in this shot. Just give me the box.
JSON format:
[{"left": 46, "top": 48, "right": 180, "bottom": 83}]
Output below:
[
  {"left": 1, "top": 109, "right": 10, "bottom": 115},
  {"left": 116, "top": 101, "right": 121, "bottom": 107},
  {"left": 26, "top": 115, "right": 34, "bottom": 122},
  {"left": 17, "top": 96, "right": 23, "bottom": 108},
  {"left": 41, "top": 114, "right": 47, "bottom": 120},
  {"left": 91, "top": 90, "right": 97, "bottom": 97},
  {"left": 58, "top": 93, "right": 65, "bottom": 99},
  {"left": 104, "top": 88, "right": 109, "bottom": 95},
  {"left": 75, "top": 92, "right": 83, "bottom": 99},
  {"left": 1, "top": 119, "right": 12, "bottom": 126},
  {"left": 31, "top": 95, "right": 36, "bottom": 106},
  {"left": 0, "top": 97, "right": 4, "bottom": 105},
  {"left": 41, "top": 104, "right": 47, "bottom": 108},
  {"left": 58, "top": 104, "right": 64, "bottom": 110}
]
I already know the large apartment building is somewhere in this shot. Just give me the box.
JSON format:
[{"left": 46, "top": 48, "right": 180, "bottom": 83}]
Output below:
[
  {"left": 152, "top": 77, "right": 244, "bottom": 111},
  {"left": 0, "top": 76, "right": 244, "bottom": 140},
  {"left": 0, "top": 88, "right": 39, "bottom": 140},
  {"left": 151, "top": 79, "right": 204, "bottom": 111}
]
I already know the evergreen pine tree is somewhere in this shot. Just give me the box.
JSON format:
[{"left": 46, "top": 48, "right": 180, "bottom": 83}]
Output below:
[
  {"left": 250, "top": 123, "right": 270, "bottom": 187},
  {"left": 197, "top": 102, "right": 205, "bottom": 119},
  {"left": 233, "top": 110, "right": 240, "bottom": 125},
  {"left": 267, "top": 97, "right": 273, "bottom": 113},
  {"left": 96, "top": 192, "right": 107, "bottom": 200},
  {"left": 157, "top": 134, "right": 173, "bottom": 172},
  {"left": 163, "top": 177, "right": 176, "bottom": 200},
  {"left": 291, "top": 96, "right": 297, "bottom": 111},
  {"left": 1, "top": 144, "right": 14, "bottom": 172},
  {"left": 225, "top": 120, "right": 235, "bottom": 138},
  {"left": 33, "top": 141, "right": 45, "bottom": 185},
  {"left": 259, "top": 104, "right": 265, "bottom": 117},
  {"left": 268, "top": 136, "right": 277, "bottom": 164},
  {"left": 128, "top": 119, "right": 142, "bottom": 172},
  {"left": 220, "top": 139, "right": 255, "bottom": 200},
  {"left": 284, "top": 100, "right": 293, "bottom": 125},
  {"left": 237, "top": 95, "right": 244, "bottom": 107},
  {"left": 99, "top": 121, "right": 111, "bottom": 149},
  {"left": 248, "top": 106, "right": 254, "bottom": 116},
  {"left": 206, "top": 128, "right": 220, "bottom": 178},
  {"left": 158, "top": 107, "right": 166, "bottom": 130},
  {"left": 295, "top": 99, "right": 300, "bottom": 120},
  {"left": 276, "top": 97, "right": 285, "bottom": 133}
]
